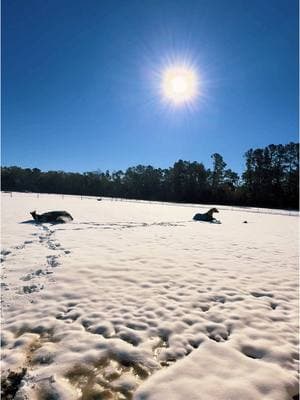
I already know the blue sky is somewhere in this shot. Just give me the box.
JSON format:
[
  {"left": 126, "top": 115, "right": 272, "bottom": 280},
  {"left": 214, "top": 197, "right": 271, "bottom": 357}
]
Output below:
[{"left": 2, "top": 0, "right": 298, "bottom": 174}]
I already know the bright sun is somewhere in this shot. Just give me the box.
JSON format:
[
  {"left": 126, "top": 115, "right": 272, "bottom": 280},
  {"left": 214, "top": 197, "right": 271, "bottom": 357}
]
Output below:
[{"left": 162, "top": 66, "right": 199, "bottom": 105}]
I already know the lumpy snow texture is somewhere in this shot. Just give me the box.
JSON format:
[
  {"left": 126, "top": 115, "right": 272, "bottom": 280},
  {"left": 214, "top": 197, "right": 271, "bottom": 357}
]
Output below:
[{"left": 1, "top": 193, "right": 299, "bottom": 400}]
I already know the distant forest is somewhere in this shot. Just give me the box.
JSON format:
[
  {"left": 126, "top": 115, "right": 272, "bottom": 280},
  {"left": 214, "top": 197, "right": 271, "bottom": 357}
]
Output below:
[{"left": 1, "top": 142, "right": 299, "bottom": 210}]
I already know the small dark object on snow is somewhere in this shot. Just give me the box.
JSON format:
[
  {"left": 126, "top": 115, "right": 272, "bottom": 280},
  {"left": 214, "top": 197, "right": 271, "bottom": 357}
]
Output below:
[
  {"left": 1, "top": 368, "right": 27, "bottom": 399},
  {"left": 30, "top": 210, "right": 73, "bottom": 223},
  {"left": 193, "top": 208, "right": 219, "bottom": 223},
  {"left": 243, "top": 221, "right": 248, "bottom": 224},
  {"left": 97, "top": 198, "right": 102, "bottom": 201}
]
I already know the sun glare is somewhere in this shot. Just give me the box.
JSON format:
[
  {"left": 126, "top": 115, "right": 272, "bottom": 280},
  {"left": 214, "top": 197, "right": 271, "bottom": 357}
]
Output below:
[{"left": 162, "top": 66, "right": 199, "bottom": 105}]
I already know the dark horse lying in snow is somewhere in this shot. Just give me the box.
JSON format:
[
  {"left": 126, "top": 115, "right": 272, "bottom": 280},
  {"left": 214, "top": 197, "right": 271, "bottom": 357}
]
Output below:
[
  {"left": 30, "top": 210, "right": 73, "bottom": 223},
  {"left": 193, "top": 208, "right": 219, "bottom": 223}
]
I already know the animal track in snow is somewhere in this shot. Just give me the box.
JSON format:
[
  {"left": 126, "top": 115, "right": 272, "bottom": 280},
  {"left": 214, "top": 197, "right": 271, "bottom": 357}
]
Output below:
[
  {"left": 46, "top": 255, "right": 60, "bottom": 268},
  {"left": 20, "top": 269, "right": 51, "bottom": 282},
  {"left": 36, "top": 224, "right": 71, "bottom": 273},
  {"left": 1, "top": 223, "right": 71, "bottom": 302},
  {"left": 1, "top": 282, "right": 9, "bottom": 291},
  {"left": 55, "top": 220, "right": 186, "bottom": 234},
  {"left": 1, "top": 238, "right": 42, "bottom": 265},
  {"left": 21, "top": 284, "right": 44, "bottom": 294}
]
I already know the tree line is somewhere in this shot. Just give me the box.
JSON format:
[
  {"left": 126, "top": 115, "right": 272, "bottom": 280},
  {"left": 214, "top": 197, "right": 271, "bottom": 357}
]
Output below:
[{"left": 1, "top": 142, "right": 299, "bottom": 210}]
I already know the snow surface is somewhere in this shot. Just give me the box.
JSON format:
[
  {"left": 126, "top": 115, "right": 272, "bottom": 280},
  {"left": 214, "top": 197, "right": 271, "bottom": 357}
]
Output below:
[{"left": 1, "top": 192, "right": 299, "bottom": 400}]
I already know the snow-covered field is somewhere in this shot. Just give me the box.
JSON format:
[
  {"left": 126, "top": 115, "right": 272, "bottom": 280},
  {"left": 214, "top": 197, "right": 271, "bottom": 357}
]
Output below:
[{"left": 1, "top": 192, "right": 299, "bottom": 400}]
